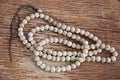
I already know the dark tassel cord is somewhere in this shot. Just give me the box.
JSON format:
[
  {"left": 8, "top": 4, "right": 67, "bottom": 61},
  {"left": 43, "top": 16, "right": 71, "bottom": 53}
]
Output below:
[{"left": 9, "top": 5, "right": 38, "bottom": 62}]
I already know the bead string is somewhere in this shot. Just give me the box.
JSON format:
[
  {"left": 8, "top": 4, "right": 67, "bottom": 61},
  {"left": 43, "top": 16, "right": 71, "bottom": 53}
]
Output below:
[{"left": 10, "top": 5, "right": 119, "bottom": 73}]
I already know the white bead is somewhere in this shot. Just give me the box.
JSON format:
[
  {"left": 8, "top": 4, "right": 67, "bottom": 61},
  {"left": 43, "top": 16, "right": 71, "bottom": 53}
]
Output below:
[
  {"left": 91, "top": 56, "right": 96, "bottom": 62},
  {"left": 80, "top": 29, "right": 85, "bottom": 35},
  {"left": 58, "top": 29, "right": 63, "bottom": 34},
  {"left": 71, "top": 34, "right": 76, "bottom": 39},
  {"left": 42, "top": 54, "right": 47, "bottom": 59},
  {"left": 91, "top": 44, "right": 95, "bottom": 49},
  {"left": 62, "top": 51, "right": 67, "bottom": 56},
  {"left": 106, "top": 57, "right": 111, "bottom": 63},
  {"left": 88, "top": 34, "right": 94, "bottom": 39},
  {"left": 85, "top": 31, "right": 90, "bottom": 36},
  {"left": 54, "top": 27, "right": 58, "bottom": 32},
  {"left": 100, "top": 43, "right": 105, "bottom": 49},
  {"left": 77, "top": 57, "right": 85, "bottom": 62},
  {"left": 20, "top": 36, "right": 25, "bottom": 41},
  {"left": 58, "top": 38, "right": 63, "bottom": 43},
  {"left": 44, "top": 25, "right": 49, "bottom": 30},
  {"left": 52, "top": 56, "right": 56, "bottom": 61},
  {"left": 56, "top": 56, "right": 60, "bottom": 61},
  {"left": 62, "top": 31, "right": 67, "bottom": 36},
  {"left": 36, "top": 61, "right": 42, "bottom": 66},
  {"left": 44, "top": 15, "right": 49, "bottom": 20},
  {"left": 71, "top": 64, "right": 76, "bottom": 69},
  {"left": 67, "top": 32, "right": 72, "bottom": 37},
  {"left": 110, "top": 47, "right": 115, "bottom": 52},
  {"left": 31, "top": 28, "right": 36, "bottom": 33},
  {"left": 93, "top": 36, "right": 98, "bottom": 41},
  {"left": 28, "top": 32, "right": 33, "bottom": 36},
  {"left": 25, "top": 16, "right": 30, "bottom": 21},
  {"left": 40, "top": 13, "right": 45, "bottom": 18},
  {"left": 66, "top": 65, "right": 71, "bottom": 71},
  {"left": 50, "top": 66, "right": 56, "bottom": 73},
  {"left": 40, "top": 63, "right": 46, "bottom": 69},
  {"left": 75, "top": 61, "right": 80, "bottom": 66},
  {"left": 23, "top": 40, "right": 28, "bottom": 44},
  {"left": 88, "top": 51, "right": 93, "bottom": 56},
  {"left": 105, "top": 45, "right": 111, "bottom": 50},
  {"left": 70, "top": 27, "right": 75, "bottom": 32},
  {"left": 56, "top": 67, "right": 61, "bottom": 72},
  {"left": 45, "top": 66, "right": 50, "bottom": 72},
  {"left": 112, "top": 51, "right": 118, "bottom": 57},
  {"left": 19, "top": 23, "right": 24, "bottom": 27},
  {"left": 47, "top": 55, "right": 52, "bottom": 60},
  {"left": 34, "top": 57, "right": 40, "bottom": 61},
  {"left": 61, "top": 66, "right": 66, "bottom": 72},
  {"left": 75, "top": 28, "right": 80, "bottom": 33},
  {"left": 58, "top": 51, "right": 62, "bottom": 56},
  {"left": 35, "top": 26, "right": 40, "bottom": 32},
  {"left": 86, "top": 57, "right": 91, "bottom": 62},
  {"left": 96, "top": 56, "right": 101, "bottom": 62},
  {"left": 18, "top": 31, "right": 23, "bottom": 36},
  {"left": 67, "top": 51, "right": 72, "bottom": 56},
  {"left": 67, "top": 41, "right": 72, "bottom": 47},
  {"left": 37, "top": 9, "right": 42, "bottom": 12},
  {"left": 111, "top": 56, "right": 116, "bottom": 62},
  {"left": 18, "top": 27, "right": 23, "bottom": 32},
  {"left": 34, "top": 51, "right": 40, "bottom": 56},
  {"left": 66, "top": 26, "right": 70, "bottom": 31},
  {"left": 61, "top": 24, "right": 66, "bottom": 30},
  {"left": 61, "top": 56, "right": 65, "bottom": 62},
  {"left": 53, "top": 51, "right": 57, "bottom": 56},
  {"left": 101, "top": 57, "right": 106, "bottom": 63},
  {"left": 22, "top": 19, "right": 27, "bottom": 24},
  {"left": 35, "top": 13, "right": 39, "bottom": 18},
  {"left": 93, "top": 50, "right": 98, "bottom": 55},
  {"left": 66, "top": 56, "right": 70, "bottom": 61},
  {"left": 30, "top": 14, "right": 35, "bottom": 18},
  {"left": 56, "top": 23, "right": 62, "bottom": 28}
]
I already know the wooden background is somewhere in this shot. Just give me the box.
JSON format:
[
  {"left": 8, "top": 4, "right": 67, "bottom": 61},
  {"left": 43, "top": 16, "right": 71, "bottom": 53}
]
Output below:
[{"left": 0, "top": 0, "right": 120, "bottom": 80}]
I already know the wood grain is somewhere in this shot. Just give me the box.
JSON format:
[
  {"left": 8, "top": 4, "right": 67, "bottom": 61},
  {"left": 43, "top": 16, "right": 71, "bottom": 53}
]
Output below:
[{"left": 0, "top": 0, "right": 120, "bottom": 80}]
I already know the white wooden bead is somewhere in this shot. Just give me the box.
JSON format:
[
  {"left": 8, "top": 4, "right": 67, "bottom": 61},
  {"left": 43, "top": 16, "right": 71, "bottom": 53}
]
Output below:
[
  {"left": 111, "top": 56, "right": 116, "bottom": 62},
  {"left": 56, "top": 23, "right": 62, "bottom": 28},
  {"left": 112, "top": 51, "right": 118, "bottom": 57},
  {"left": 50, "top": 67, "right": 56, "bottom": 73},
  {"left": 66, "top": 26, "right": 70, "bottom": 31},
  {"left": 71, "top": 64, "right": 76, "bottom": 69},
  {"left": 44, "top": 15, "right": 49, "bottom": 20},
  {"left": 110, "top": 47, "right": 115, "bottom": 52},
  {"left": 75, "top": 28, "right": 80, "bottom": 33},
  {"left": 42, "top": 54, "right": 47, "bottom": 59},
  {"left": 85, "top": 31, "right": 90, "bottom": 36},
  {"left": 35, "top": 26, "right": 40, "bottom": 31},
  {"left": 58, "top": 29, "right": 63, "bottom": 34},
  {"left": 105, "top": 45, "right": 111, "bottom": 50},
  {"left": 106, "top": 57, "right": 111, "bottom": 63},
  {"left": 47, "top": 55, "right": 52, "bottom": 60},
  {"left": 30, "top": 14, "right": 35, "bottom": 18},
  {"left": 56, "top": 67, "right": 61, "bottom": 72},
  {"left": 100, "top": 43, "right": 105, "bottom": 49},
  {"left": 45, "top": 66, "right": 50, "bottom": 71},
  {"left": 31, "top": 28, "right": 36, "bottom": 33},
  {"left": 80, "top": 29, "right": 85, "bottom": 35},
  {"left": 40, "top": 13, "right": 45, "bottom": 18},
  {"left": 28, "top": 32, "right": 33, "bottom": 36},
  {"left": 61, "top": 56, "right": 65, "bottom": 62},
  {"left": 88, "top": 34, "right": 94, "bottom": 39},
  {"left": 61, "top": 24, "right": 66, "bottom": 30},
  {"left": 75, "top": 61, "right": 80, "bottom": 66},
  {"left": 70, "top": 27, "right": 75, "bottom": 32},
  {"left": 96, "top": 56, "right": 101, "bottom": 62},
  {"left": 66, "top": 65, "right": 71, "bottom": 71},
  {"left": 35, "top": 13, "right": 39, "bottom": 18},
  {"left": 34, "top": 51, "right": 40, "bottom": 56},
  {"left": 101, "top": 57, "right": 106, "bottom": 63},
  {"left": 62, "top": 51, "right": 67, "bottom": 56},
  {"left": 91, "top": 56, "right": 96, "bottom": 62},
  {"left": 66, "top": 56, "right": 70, "bottom": 61},
  {"left": 67, "top": 41, "right": 72, "bottom": 47},
  {"left": 93, "top": 36, "right": 98, "bottom": 41},
  {"left": 40, "top": 63, "right": 46, "bottom": 69},
  {"left": 53, "top": 51, "right": 57, "bottom": 56},
  {"left": 37, "top": 9, "right": 42, "bottom": 12},
  {"left": 61, "top": 66, "right": 66, "bottom": 72},
  {"left": 34, "top": 57, "right": 40, "bottom": 61},
  {"left": 93, "top": 50, "right": 98, "bottom": 55},
  {"left": 67, "top": 32, "right": 72, "bottom": 37},
  {"left": 58, "top": 51, "right": 62, "bottom": 56},
  {"left": 54, "top": 27, "right": 58, "bottom": 32},
  {"left": 36, "top": 61, "right": 42, "bottom": 66},
  {"left": 86, "top": 57, "right": 91, "bottom": 62}
]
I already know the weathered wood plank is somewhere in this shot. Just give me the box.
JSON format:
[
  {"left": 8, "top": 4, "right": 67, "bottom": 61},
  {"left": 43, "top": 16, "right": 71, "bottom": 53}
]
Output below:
[{"left": 0, "top": 0, "right": 120, "bottom": 80}]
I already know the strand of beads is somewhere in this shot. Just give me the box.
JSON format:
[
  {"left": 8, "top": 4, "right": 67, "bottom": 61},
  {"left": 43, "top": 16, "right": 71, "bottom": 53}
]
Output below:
[{"left": 17, "top": 9, "right": 118, "bottom": 72}]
